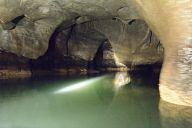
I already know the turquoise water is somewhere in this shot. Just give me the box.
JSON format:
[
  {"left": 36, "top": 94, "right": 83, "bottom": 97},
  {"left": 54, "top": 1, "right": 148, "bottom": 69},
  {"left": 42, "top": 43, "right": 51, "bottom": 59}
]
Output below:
[{"left": 0, "top": 72, "right": 191, "bottom": 128}]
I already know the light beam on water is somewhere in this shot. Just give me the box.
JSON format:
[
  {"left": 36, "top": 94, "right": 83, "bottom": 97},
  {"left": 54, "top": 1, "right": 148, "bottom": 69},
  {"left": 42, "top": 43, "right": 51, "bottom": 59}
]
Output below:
[{"left": 53, "top": 76, "right": 105, "bottom": 94}]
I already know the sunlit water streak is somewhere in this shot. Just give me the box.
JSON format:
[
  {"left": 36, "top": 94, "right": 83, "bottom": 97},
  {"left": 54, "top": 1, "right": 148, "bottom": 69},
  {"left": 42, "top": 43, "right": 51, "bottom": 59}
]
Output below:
[{"left": 54, "top": 76, "right": 105, "bottom": 94}]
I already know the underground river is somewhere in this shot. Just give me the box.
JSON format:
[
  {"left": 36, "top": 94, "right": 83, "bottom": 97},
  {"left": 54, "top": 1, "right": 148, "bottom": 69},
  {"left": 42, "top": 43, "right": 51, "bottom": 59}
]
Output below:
[{"left": 0, "top": 71, "right": 191, "bottom": 128}]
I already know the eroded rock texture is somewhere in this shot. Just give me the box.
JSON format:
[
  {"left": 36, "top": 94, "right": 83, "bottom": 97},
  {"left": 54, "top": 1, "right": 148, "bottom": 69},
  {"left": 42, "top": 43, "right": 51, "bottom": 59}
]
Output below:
[
  {"left": 30, "top": 19, "right": 163, "bottom": 71},
  {"left": 0, "top": 0, "right": 131, "bottom": 59},
  {"left": 0, "top": 18, "right": 163, "bottom": 76},
  {"left": 0, "top": 0, "right": 163, "bottom": 72}
]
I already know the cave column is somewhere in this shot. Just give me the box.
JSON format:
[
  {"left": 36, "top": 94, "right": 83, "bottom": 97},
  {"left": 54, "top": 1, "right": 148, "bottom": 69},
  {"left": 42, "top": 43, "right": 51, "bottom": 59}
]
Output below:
[
  {"left": 159, "top": 35, "right": 192, "bottom": 107},
  {"left": 158, "top": 11, "right": 192, "bottom": 106},
  {"left": 133, "top": 0, "right": 192, "bottom": 106}
]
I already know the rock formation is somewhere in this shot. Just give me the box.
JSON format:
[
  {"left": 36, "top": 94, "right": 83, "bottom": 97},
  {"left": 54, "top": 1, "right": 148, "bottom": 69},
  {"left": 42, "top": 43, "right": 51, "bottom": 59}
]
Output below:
[{"left": 0, "top": 19, "right": 163, "bottom": 77}]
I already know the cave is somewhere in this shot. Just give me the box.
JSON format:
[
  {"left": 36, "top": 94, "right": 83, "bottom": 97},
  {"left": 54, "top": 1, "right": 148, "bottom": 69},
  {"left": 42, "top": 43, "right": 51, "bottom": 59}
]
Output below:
[{"left": 0, "top": 0, "right": 191, "bottom": 128}]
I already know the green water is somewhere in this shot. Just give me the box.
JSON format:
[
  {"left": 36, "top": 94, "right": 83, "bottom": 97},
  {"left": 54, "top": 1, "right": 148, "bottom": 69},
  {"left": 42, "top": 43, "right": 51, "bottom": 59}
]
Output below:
[{"left": 0, "top": 73, "right": 191, "bottom": 128}]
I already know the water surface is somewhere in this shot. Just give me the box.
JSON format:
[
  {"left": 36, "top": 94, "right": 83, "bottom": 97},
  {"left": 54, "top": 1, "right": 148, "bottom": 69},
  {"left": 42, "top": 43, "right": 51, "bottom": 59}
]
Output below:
[{"left": 0, "top": 72, "right": 191, "bottom": 128}]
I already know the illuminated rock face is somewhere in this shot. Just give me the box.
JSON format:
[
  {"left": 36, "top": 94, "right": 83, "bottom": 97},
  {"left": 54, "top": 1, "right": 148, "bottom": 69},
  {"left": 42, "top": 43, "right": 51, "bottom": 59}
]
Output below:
[
  {"left": 0, "top": 0, "right": 191, "bottom": 106},
  {"left": 54, "top": 19, "right": 162, "bottom": 68},
  {"left": 27, "top": 19, "right": 163, "bottom": 71},
  {"left": 134, "top": 0, "right": 192, "bottom": 107}
]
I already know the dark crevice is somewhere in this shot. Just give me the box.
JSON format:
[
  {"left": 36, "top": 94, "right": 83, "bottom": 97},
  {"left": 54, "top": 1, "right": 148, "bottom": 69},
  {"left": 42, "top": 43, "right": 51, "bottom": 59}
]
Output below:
[
  {"left": 134, "top": 29, "right": 154, "bottom": 53},
  {"left": 112, "top": 17, "right": 117, "bottom": 21},
  {"left": 92, "top": 40, "right": 116, "bottom": 70},
  {"left": 157, "top": 41, "right": 161, "bottom": 48},
  {"left": 92, "top": 40, "right": 106, "bottom": 69},
  {"left": 66, "top": 25, "right": 75, "bottom": 55},
  {"left": 149, "top": 30, "right": 152, "bottom": 44},
  {"left": 2, "top": 15, "right": 25, "bottom": 30},
  {"left": 128, "top": 62, "right": 162, "bottom": 88},
  {"left": 29, "top": 24, "right": 61, "bottom": 70},
  {"left": 128, "top": 19, "right": 136, "bottom": 25},
  {"left": 11, "top": 15, "right": 25, "bottom": 25}
]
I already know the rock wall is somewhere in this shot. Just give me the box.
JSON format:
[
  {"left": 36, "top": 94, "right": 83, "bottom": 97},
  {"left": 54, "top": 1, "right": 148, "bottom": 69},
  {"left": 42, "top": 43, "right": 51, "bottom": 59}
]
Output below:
[
  {"left": 0, "top": 19, "right": 163, "bottom": 78},
  {"left": 0, "top": 51, "right": 31, "bottom": 78}
]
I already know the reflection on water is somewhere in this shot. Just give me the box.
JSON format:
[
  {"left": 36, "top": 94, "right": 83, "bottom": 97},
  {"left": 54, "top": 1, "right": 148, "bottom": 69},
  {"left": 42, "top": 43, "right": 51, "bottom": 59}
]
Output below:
[
  {"left": 159, "top": 100, "right": 192, "bottom": 128},
  {"left": 114, "top": 72, "right": 130, "bottom": 88},
  {"left": 0, "top": 72, "right": 191, "bottom": 128}
]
